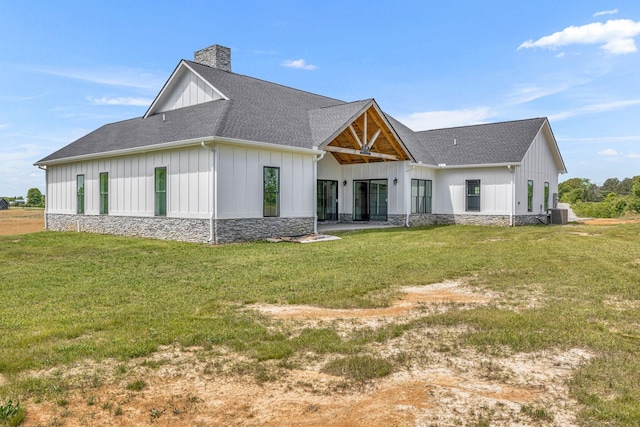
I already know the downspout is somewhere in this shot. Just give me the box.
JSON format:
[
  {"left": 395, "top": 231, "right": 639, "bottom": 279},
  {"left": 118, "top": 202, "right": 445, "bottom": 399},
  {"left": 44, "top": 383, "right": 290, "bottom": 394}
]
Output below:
[
  {"left": 202, "top": 142, "right": 218, "bottom": 243},
  {"left": 405, "top": 163, "right": 416, "bottom": 227},
  {"left": 508, "top": 165, "right": 515, "bottom": 226},
  {"left": 312, "top": 148, "right": 326, "bottom": 234},
  {"left": 37, "top": 165, "right": 48, "bottom": 230}
]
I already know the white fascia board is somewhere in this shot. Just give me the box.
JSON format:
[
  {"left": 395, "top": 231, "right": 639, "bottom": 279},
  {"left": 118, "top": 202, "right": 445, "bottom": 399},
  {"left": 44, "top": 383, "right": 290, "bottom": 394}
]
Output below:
[
  {"left": 34, "top": 137, "right": 217, "bottom": 166},
  {"left": 436, "top": 162, "right": 522, "bottom": 169},
  {"left": 211, "top": 136, "right": 322, "bottom": 155},
  {"left": 35, "top": 136, "right": 322, "bottom": 166},
  {"left": 182, "top": 62, "right": 229, "bottom": 100}
]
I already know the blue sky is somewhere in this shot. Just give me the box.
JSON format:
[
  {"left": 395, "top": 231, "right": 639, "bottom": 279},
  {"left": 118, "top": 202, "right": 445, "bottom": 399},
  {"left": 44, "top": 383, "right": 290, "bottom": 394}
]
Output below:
[{"left": 1, "top": 0, "right": 640, "bottom": 197}]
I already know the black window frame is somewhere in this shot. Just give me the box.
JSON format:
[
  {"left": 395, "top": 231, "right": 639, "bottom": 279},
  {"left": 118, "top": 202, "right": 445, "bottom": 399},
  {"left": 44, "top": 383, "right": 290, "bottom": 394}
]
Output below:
[
  {"left": 263, "top": 166, "right": 280, "bottom": 217},
  {"left": 76, "top": 174, "right": 85, "bottom": 215},
  {"left": 465, "top": 179, "right": 481, "bottom": 212},
  {"left": 155, "top": 167, "right": 167, "bottom": 217},
  {"left": 99, "top": 172, "right": 109, "bottom": 215},
  {"left": 527, "top": 180, "right": 534, "bottom": 212},
  {"left": 411, "top": 179, "right": 432, "bottom": 214},
  {"left": 544, "top": 182, "right": 550, "bottom": 211}
]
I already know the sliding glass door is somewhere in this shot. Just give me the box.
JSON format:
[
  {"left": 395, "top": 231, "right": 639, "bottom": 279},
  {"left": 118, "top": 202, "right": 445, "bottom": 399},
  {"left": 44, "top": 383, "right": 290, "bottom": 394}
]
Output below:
[
  {"left": 317, "top": 180, "right": 338, "bottom": 221},
  {"left": 353, "top": 179, "right": 387, "bottom": 221}
]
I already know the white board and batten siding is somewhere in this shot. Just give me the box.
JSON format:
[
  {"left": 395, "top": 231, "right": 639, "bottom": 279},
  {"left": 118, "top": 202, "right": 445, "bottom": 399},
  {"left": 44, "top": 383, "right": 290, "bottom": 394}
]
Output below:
[
  {"left": 46, "top": 146, "right": 213, "bottom": 218},
  {"left": 217, "top": 144, "right": 315, "bottom": 219},
  {"left": 435, "top": 168, "right": 514, "bottom": 215},
  {"left": 155, "top": 67, "right": 224, "bottom": 113},
  {"left": 515, "top": 128, "right": 561, "bottom": 215}
]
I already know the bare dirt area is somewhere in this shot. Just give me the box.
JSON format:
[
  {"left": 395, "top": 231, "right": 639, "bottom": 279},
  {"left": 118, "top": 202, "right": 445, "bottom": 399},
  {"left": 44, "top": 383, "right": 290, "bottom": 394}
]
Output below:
[
  {"left": 0, "top": 209, "right": 44, "bottom": 235},
  {"left": 17, "top": 282, "right": 593, "bottom": 426},
  {"left": 578, "top": 216, "right": 640, "bottom": 225}
]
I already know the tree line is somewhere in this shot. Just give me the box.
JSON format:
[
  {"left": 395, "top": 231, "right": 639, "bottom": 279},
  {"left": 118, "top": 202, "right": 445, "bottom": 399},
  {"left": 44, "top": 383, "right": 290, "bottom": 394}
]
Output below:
[{"left": 559, "top": 176, "right": 640, "bottom": 218}]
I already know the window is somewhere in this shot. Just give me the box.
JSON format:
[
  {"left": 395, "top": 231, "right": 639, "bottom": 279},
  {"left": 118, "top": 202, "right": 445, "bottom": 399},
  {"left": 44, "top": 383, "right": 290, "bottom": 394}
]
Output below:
[
  {"left": 411, "top": 179, "right": 432, "bottom": 214},
  {"left": 76, "top": 175, "right": 85, "bottom": 214},
  {"left": 527, "top": 180, "right": 534, "bottom": 212},
  {"left": 99, "top": 172, "right": 108, "bottom": 215},
  {"left": 155, "top": 167, "right": 167, "bottom": 216},
  {"left": 466, "top": 180, "right": 480, "bottom": 211},
  {"left": 263, "top": 166, "right": 280, "bottom": 217},
  {"left": 544, "top": 182, "right": 550, "bottom": 211}
]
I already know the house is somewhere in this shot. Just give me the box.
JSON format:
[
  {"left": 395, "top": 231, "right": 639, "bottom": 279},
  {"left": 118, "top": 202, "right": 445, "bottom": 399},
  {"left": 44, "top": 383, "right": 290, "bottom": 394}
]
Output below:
[
  {"left": 34, "top": 44, "right": 567, "bottom": 243},
  {"left": 0, "top": 198, "right": 9, "bottom": 210}
]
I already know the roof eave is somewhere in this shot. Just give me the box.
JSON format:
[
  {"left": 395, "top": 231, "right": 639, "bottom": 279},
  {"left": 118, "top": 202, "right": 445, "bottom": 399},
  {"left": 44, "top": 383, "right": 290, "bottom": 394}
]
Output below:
[{"left": 435, "top": 162, "right": 522, "bottom": 170}]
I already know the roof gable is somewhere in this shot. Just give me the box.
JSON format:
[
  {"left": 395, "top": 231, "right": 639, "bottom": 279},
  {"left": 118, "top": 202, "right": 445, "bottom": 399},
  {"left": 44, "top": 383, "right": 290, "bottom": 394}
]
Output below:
[
  {"left": 145, "top": 61, "right": 228, "bottom": 118},
  {"left": 310, "top": 100, "right": 413, "bottom": 164},
  {"left": 415, "top": 118, "right": 548, "bottom": 166}
]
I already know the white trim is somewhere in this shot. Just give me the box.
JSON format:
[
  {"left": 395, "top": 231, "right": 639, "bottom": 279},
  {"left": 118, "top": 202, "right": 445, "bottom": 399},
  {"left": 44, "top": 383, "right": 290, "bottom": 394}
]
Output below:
[
  {"left": 436, "top": 162, "right": 522, "bottom": 170},
  {"left": 35, "top": 136, "right": 323, "bottom": 166}
]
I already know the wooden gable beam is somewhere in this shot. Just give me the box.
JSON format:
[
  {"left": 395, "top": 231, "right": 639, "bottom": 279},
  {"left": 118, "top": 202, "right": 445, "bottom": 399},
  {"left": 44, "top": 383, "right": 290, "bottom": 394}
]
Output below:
[
  {"left": 366, "top": 108, "right": 410, "bottom": 160},
  {"left": 324, "top": 145, "right": 398, "bottom": 161}
]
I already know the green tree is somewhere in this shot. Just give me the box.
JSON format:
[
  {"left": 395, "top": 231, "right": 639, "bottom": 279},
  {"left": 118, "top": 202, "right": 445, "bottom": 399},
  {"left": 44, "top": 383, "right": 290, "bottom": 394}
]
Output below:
[
  {"left": 629, "top": 177, "right": 640, "bottom": 213},
  {"left": 26, "top": 188, "right": 44, "bottom": 207}
]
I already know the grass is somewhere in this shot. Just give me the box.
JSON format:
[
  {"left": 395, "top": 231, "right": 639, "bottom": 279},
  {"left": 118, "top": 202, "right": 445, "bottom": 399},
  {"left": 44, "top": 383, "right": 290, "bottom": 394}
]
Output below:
[{"left": 0, "top": 224, "right": 639, "bottom": 425}]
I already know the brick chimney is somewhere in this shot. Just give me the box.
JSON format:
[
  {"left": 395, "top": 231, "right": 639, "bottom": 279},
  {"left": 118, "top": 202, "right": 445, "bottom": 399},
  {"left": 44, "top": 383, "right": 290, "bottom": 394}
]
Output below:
[{"left": 194, "top": 44, "right": 231, "bottom": 72}]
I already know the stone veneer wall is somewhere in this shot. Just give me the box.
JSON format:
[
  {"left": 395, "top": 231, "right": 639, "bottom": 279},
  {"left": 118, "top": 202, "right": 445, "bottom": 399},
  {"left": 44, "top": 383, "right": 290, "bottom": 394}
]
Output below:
[
  {"left": 216, "top": 217, "right": 314, "bottom": 244},
  {"left": 46, "top": 214, "right": 210, "bottom": 242},
  {"left": 46, "top": 214, "right": 314, "bottom": 244},
  {"left": 408, "top": 213, "right": 437, "bottom": 227}
]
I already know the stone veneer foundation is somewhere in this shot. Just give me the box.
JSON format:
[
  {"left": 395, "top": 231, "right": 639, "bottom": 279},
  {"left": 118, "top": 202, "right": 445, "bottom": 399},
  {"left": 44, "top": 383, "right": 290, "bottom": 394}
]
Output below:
[
  {"left": 46, "top": 212, "right": 548, "bottom": 244},
  {"left": 46, "top": 214, "right": 314, "bottom": 244}
]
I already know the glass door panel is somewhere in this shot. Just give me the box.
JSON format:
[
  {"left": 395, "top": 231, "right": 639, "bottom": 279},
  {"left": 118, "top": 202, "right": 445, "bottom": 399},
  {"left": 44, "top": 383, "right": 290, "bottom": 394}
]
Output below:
[
  {"left": 317, "top": 180, "right": 338, "bottom": 221},
  {"left": 369, "top": 179, "right": 388, "bottom": 221}
]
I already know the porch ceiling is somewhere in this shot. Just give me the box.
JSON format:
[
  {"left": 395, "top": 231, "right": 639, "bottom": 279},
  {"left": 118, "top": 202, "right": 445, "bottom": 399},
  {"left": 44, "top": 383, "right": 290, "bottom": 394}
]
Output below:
[{"left": 323, "top": 106, "right": 411, "bottom": 164}]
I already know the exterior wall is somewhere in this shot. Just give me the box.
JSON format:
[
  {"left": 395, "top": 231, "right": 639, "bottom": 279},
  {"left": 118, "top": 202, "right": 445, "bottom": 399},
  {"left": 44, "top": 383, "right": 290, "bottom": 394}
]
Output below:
[
  {"left": 46, "top": 146, "right": 213, "bottom": 218},
  {"left": 45, "top": 142, "right": 317, "bottom": 243},
  {"left": 46, "top": 213, "right": 210, "bottom": 243},
  {"left": 217, "top": 144, "right": 315, "bottom": 219},
  {"left": 434, "top": 167, "right": 514, "bottom": 216},
  {"left": 515, "top": 128, "right": 561, "bottom": 215}
]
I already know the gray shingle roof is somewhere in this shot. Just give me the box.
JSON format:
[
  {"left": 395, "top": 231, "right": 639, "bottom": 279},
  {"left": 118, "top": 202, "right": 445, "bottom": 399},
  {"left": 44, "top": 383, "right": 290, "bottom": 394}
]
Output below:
[
  {"left": 415, "top": 118, "right": 547, "bottom": 166},
  {"left": 36, "top": 58, "right": 558, "bottom": 170}
]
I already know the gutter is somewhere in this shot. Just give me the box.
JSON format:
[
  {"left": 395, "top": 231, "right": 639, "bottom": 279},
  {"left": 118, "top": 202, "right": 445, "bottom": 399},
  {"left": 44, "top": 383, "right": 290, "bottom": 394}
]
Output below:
[
  {"left": 312, "top": 148, "right": 326, "bottom": 234},
  {"left": 201, "top": 142, "right": 218, "bottom": 244},
  {"left": 37, "top": 165, "right": 48, "bottom": 230},
  {"left": 36, "top": 136, "right": 322, "bottom": 167}
]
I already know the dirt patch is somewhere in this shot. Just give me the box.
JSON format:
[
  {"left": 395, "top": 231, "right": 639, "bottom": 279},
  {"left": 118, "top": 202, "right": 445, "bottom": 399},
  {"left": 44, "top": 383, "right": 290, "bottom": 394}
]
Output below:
[
  {"left": 250, "top": 281, "right": 492, "bottom": 320},
  {"left": 0, "top": 209, "right": 44, "bottom": 235},
  {"left": 14, "top": 282, "right": 592, "bottom": 426},
  {"left": 578, "top": 217, "right": 640, "bottom": 225}
]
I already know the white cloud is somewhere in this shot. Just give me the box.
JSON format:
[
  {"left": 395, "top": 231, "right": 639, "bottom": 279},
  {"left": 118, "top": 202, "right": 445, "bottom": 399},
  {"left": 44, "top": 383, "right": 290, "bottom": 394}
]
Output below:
[
  {"left": 549, "top": 98, "right": 640, "bottom": 121},
  {"left": 88, "top": 96, "right": 152, "bottom": 106},
  {"left": 34, "top": 66, "right": 164, "bottom": 89},
  {"left": 507, "top": 81, "right": 582, "bottom": 105},
  {"left": 518, "top": 19, "right": 640, "bottom": 55},
  {"left": 626, "top": 153, "right": 640, "bottom": 158},
  {"left": 0, "top": 123, "right": 8, "bottom": 130},
  {"left": 594, "top": 9, "right": 618, "bottom": 17},
  {"left": 282, "top": 59, "right": 318, "bottom": 70},
  {"left": 598, "top": 148, "right": 619, "bottom": 156},
  {"left": 397, "top": 107, "right": 497, "bottom": 131}
]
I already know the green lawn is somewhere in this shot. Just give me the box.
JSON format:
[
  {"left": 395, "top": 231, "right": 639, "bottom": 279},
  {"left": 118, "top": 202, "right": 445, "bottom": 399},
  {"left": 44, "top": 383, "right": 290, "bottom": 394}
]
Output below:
[{"left": 1, "top": 224, "right": 639, "bottom": 425}]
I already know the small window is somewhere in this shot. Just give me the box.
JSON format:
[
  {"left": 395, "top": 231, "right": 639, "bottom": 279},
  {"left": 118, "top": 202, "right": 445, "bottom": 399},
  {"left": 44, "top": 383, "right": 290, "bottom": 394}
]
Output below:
[
  {"left": 411, "top": 179, "right": 432, "bottom": 214},
  {"left": 155, "top": 167, "right": 167, "bottom": 216},
  {"left": 544, "top": 182, "right": 550, "bottom": 211},
  {"left": 466, "top": 180, "right": 480, "bottom": 212},
  {"left": 76, "top": 175, "right": 85, "bottom": 215},
  {"left": 99, "top": 172, "right": 109, "bottom": 215},
  {"left": 263, "top": 166, "right": 280, "bottom": 217},
  {"left": 527, "top": 180, "right": 534, "bottom": 212}
]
